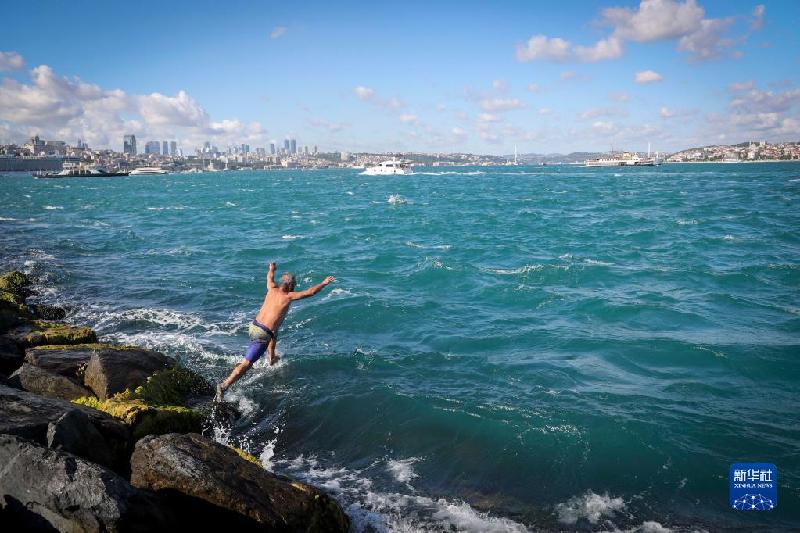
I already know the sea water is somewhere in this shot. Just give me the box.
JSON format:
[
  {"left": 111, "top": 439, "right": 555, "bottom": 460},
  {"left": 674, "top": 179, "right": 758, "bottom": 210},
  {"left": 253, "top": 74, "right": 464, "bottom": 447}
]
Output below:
[{"left": 1, "top": 164, "right": 798, "bottom": 531}]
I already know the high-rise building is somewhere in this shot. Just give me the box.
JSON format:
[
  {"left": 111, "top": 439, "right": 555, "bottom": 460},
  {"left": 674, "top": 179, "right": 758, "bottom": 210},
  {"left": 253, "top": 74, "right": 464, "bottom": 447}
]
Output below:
[
  {"left": 270, "top": 142, "right": 276, "bottom": 155},
  {"left": 303, "top": 146, "right": 308, "bottom": 155},
  {"left": 313, "top": 145, "right": 318, "bottom": 155},
  {"left": 284, "top": 139, "right": 291, "bottom": 153},
  {"left": 162, "top": 141, "right": 168, "bottom": 156},
  {"left": 169, "top": 141, "right": 177, "bottom": 156},
  {"left": 144, "top": 141, "right": 161, "bottom": 155},
  {"left": 123, "top": 134, "right": 137, "bottom": 155},
  {"left": 290, "top": 138, "right": 297, "bottom": 154},
  {"left": 241, "top": 144, "right": 249, "bottom": 154}
]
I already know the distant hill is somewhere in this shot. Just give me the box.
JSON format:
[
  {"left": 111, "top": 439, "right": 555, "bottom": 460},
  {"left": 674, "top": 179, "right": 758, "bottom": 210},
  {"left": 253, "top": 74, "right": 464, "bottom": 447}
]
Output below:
[{"left": 510, "top": 152, "right": 605, "bottom": 164}]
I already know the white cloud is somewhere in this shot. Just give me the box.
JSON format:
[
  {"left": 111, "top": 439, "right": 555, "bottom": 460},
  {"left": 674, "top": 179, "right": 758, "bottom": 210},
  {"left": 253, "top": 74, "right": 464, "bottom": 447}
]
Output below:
[
  {"left": 516, "top": 35, "right": 571, "bottom": 62},
  {"left": 580, "top": 107, "right": 628, "bottom": 119},
  {"left": 451, "top": 127, "right": 467, "bottom": 142},
  {"left": 492, "top": 79, "right": 507, "bottom": 91},
  {"left": 138, "top": 90, "right": 208, "bottom": 127},
  {"left": 635, "top": 70, "right": 663, "bottom": 83},
  {"left": 574, "top": 36, "right": 624, "bottom": 62},
  {"left": 677, "top": 17, "right": 735, "bottom": 61},
  {"left": 729, "top": 81, "right": 754, "bottom": 92},
  {"left": 399, "top": 113, "right": 418, "bottom": 123},
  {"left": 0, "top": 63, "right": 266, "bottom": 150},
  {"left": 559, "top": 71, "right": 590, "bottom": 82},
  {"left": 480, "top": 98, "right": 525, "bottom": 112},
  {"left": 0, "top": 51, "right": 24, "bottom": 71},
  {"left": 728, "top": 87, "right": 800, "bottom": 113},
  {"left": 519, "top": 1, "right": 758, "bottom": 64},
  {"left": 527, "top": 83, "right": 540, "bottom": 93},
  {"left": 270, "top": 26, "right": 287, "bottom": 39},
  {"left": 610, "top": 91, "right": 630, "bottom": 102},
  {"left": 538, "top": 107, "right": 552, "bottom": 115},
  {"left": 478, "top": 113, "right": 499, "bottom": 122},
  {"left": 659, "top": 106, "right": 675, "bottom": 118},
  {"left": 353, "top": 86, "right": 375, "bottom": 101},
  {"left": 602, "top": 0, "right": 704, "bottom": 42},
  {"left": 385, "top": 97, "right": 403, "bottom": 110},
  {"left": 308, "top": 118, "right": 346, "bottom": 132},
  {"left": 751, "top": 4, "right": 765, "bottom": 31}
]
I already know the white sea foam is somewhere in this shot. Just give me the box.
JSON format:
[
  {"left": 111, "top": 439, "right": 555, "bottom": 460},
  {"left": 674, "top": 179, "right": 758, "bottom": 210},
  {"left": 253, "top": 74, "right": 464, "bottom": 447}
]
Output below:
[
  {"left": 722, "top": 234, "right": 735, "bottom": 241},
  {"left": 405, "top": 241, "right": 451, "bottom": 251},
  {"left": 43, "top": 205, "right": 63, "bottom": 210},
  {"left": 676, "top": 218, "right": 698, "bottom": 225},
  {"left": 271, "top": 454, "right": 528, "bottom": 532},
  {"left": 388, "top": 194, "right": 408, "bottom": 205},
  {"left": 282, "top": 234, "right": 303, "bottom": 240},
  {"left": 0, "top": 216, "right": 17, "bottom": 221},
  {"left": 584, "top": 258, "right": 614, "bottom": 266},
  {"left": 386, "top": 457, "right": 420, "bottom": 485},
  {"left": 555, "top": 490, "right": 626, "bottom": 525},
  {"left": 224, "top": 201, "right": 237, "bottom": 207},
  {"left": 346, "top": 191, "right": 355, "bottom": 195},
  {"left": 485, "top": 264, "right": 543, "bottom": 275},
  {"left": 413, "top": 171, "right": 485, "bottom": 176}
]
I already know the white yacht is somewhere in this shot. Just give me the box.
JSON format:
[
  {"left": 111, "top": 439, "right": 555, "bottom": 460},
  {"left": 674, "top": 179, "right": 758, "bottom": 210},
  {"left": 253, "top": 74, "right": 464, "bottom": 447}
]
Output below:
[
  {"left": 130, "top": 167, "right": 168, "bottom": 175},
  {"left": 361, "top": 159, "right": 412, "bottom": 175}
]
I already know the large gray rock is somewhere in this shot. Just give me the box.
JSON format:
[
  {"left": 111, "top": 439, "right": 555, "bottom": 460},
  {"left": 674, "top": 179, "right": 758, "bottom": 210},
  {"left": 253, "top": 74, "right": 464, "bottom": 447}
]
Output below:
[
  {"left": 131, "top": 433, "right": 350, "bottom": 532},
  {"left": 84, "top": 347, "right": 174, "bottom": 400},
  {"left": 0, "top": 435, "right": 169, "bottom": 532},
  {"left": 5, "top": 320, "right": 97, "bottom": 349},
  {"left": 25, "top": 345, "right": 94, "bottom": 378},
  {"left": 0, "top": 335, "right": 24, "bottom": 375},
  {"left": 0, "top": 384, "right": 130, "bottom": 474},
  {"left": 47, "top": 410, "right": 114, "bottom": 471},
  {"left": 9, "top": 363, "right": 93, "bottom": 401}
]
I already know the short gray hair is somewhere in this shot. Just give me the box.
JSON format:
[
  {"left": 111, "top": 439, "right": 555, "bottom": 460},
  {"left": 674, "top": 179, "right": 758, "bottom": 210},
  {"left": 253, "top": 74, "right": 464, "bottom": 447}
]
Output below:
[{"left": 279, "top": 272, "right": 296, "bottom": 290}]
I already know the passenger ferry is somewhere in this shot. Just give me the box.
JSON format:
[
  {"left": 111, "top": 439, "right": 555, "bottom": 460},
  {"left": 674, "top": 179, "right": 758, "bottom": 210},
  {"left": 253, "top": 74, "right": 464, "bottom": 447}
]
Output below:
[{"left": 130, "top": 167, "right": 168, "bottom": 175}]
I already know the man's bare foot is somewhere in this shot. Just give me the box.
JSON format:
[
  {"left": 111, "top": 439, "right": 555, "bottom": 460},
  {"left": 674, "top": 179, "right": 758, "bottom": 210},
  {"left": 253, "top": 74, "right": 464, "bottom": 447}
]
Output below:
[
  {"left": 215, "top": 383, "right": 225, "bottom": 402},
  {"left": 269, "top": 354, "right": 280, "bottom": 366}
]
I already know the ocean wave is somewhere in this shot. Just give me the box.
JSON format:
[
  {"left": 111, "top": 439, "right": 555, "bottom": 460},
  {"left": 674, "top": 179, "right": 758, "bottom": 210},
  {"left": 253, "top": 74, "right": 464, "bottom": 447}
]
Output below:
[
  {"left": 386, "top": 457, "right": 420, "bottom": 485},
  {"left": 405, "top": 241, "right": 451, "bottom": 251},
  {"left": 269, "top": 454, "right": 528, "bottom": 532},
  {"left": 676, "top": 218, "right": 698, "bottom": 225},
  {"left": 412, "top": 171, "right": 485, "bottom": 176},
  {"left": 224, "top": 201, "right": 237, "bottom": 207},
  {"left": 146, "top": 205, "right": 190, "bottom": 211},
  {"left": 387, "top": 194, "right": 408, "bottom": 205},
  {"left": 43, "top": 205, "right": 63, "bottom": 210},
  {"left": 282, "top": 234, "right": 304, "bottom": 240},
  {"left": 555, "top": 489, "right": 626, "bottom": 525},
  {"left": 0, "top": 216, "right": 17, "bottom": 221},
  {"left": 484, "top": 264, "right": 543, "bottom": 275}
]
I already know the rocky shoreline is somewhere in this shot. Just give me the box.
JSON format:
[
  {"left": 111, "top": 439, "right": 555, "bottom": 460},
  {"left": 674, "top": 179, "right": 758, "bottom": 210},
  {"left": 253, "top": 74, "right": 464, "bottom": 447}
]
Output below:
[{"left": 0, "top": 270, "right": 350, "bottom": 532}]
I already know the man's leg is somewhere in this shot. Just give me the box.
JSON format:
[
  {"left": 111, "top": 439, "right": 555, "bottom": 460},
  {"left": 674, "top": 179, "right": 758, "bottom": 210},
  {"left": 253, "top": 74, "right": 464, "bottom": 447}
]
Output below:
[
  {"left": 216, "top": 359, "right": 252, "bottom": 401},
  {"left": 216, "top": 339, "right": 267, "bottom": 401}
]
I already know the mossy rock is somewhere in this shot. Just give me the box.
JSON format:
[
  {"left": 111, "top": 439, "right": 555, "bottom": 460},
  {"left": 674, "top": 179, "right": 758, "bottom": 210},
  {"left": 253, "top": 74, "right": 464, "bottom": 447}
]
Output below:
[
  {"left": 7, "top": 321, "right": 97, "bottom": 348},
  {"left": 29, "top": 303, "right": 67, "bottom": 320},
  {"left": 32, "top": 342, "right": 140, "bottom": 351},
  {"left": 0, "top": 290, "right": 24, "bottom": 306},
  {"left": 0, "top": 300, "right": 31, "bottom": 334},
  {"left": 73, "top": 396, "right": 203, "bottom": 440},
  {"left": 232, "top": 447, "right": 263, "bottom": 467},
  {"left": 0, "top": 271, "right": 31, "bottom": 302},
  {"left": 130, "top": 366, "right": 213, "bottom": 406}
]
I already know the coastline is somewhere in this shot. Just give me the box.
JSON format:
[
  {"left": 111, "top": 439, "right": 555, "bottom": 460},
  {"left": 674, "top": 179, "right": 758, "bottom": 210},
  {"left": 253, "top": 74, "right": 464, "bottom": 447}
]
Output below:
[{"left": 0, "top": 270, "right": 350, "bottom": 531}]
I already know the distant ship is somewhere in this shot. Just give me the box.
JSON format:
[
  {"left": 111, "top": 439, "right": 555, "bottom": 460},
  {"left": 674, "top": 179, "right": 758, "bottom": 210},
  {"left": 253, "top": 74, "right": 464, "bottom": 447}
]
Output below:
[
  {"left": 361, "top": 159, "right": 412, "bottom": 175},
  {"left": 130, "top": 167, "right": 168, "bottom": 175},
  {"left": 40, "top": 166, "right": 128, "bottom": 178},
  {"left": 586, "top": 145, "right": 661, "bottom": 167}
]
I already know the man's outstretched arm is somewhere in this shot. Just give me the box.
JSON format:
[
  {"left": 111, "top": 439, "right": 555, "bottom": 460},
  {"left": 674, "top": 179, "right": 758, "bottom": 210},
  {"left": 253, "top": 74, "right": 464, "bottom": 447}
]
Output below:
[
  {"left": 290, "top": 276, "right": 335, "bottom": 300},
  {"left": 267, "top": 262, "right": 277, "bottom": 289}
]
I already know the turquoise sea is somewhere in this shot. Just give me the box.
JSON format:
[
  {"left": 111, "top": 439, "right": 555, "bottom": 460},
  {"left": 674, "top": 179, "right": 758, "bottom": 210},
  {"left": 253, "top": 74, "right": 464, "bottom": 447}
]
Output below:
[{"left": 1, "top": 164, "right": 798, "bottom": 531}]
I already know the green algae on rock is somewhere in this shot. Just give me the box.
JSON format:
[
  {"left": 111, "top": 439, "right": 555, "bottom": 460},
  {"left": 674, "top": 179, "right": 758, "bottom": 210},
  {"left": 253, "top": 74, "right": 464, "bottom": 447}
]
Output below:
[
  {"left": 6, "top": 320, "right": 97, "bottom": 348},
  {"left": 73, "top": 396, "right": 203, "bottom": 440}
]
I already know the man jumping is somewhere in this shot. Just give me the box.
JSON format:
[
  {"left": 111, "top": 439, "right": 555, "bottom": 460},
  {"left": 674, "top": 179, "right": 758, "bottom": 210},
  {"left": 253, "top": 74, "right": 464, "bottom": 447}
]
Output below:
[{"left": 215, "top": 261, "right": 335, "bottom": 401}]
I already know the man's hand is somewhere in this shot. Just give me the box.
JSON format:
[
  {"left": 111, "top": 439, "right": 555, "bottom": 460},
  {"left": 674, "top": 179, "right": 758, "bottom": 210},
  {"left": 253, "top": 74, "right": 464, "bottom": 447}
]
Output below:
[
  {"left": 269, "top": 262, "right": 277, "bottom": 272},
  {"left": 323, "top": 276, "right": 335, "bottom": 285}
]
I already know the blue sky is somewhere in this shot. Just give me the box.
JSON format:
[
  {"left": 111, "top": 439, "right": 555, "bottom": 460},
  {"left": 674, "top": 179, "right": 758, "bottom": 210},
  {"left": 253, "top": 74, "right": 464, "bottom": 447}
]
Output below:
[{"left": 1, "top": 0, "right": 798, "bottom": 154}]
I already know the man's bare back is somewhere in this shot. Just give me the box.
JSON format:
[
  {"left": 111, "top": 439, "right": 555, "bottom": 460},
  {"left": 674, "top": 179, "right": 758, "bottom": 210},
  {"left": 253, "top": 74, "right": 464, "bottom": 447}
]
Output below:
[{"left": 215, "top": 261, "right": 335, "bottom": 401}]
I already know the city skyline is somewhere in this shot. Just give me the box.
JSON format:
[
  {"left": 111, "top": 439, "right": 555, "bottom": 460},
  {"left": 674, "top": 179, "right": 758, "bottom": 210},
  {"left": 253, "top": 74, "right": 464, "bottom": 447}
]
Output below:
[{"left": 0, "top": 1, "right": 799, "bottom": 155}]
